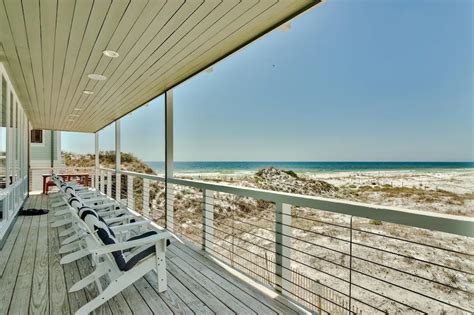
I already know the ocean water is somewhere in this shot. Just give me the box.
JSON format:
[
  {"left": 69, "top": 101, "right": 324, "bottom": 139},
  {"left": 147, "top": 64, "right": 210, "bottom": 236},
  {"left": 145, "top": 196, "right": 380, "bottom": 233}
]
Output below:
[{"left": 145, "top": 161, "right": 474, "bottom": 175}]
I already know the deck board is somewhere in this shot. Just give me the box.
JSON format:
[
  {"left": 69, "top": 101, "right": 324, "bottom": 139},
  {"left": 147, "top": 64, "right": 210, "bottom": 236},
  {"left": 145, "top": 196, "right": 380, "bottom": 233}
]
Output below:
[
  {"left": 30, "top": 214, "right": 50, "bottom": 315},
  {"left": 143, "top": 273, "right": 193, "bottom": 315},
  {"left": 171, "top": 241, "right": 302, "bottom": 315},
  {"left": 0, "top": 216, "right": 32, "bottom": 314},
  {"left": 10, "top": 215, "right": 40, "bottom": 314},
  {"left": 0, "top": 216, "right": 24, "bottom": 277},
  {"left": 0, "top": 194, "right": 307, "bottom": 315},
  {"left": 49, "top": 212, "right": 71, "bottom": 315},
  {"left": 59, "top": 221, "right": 89, "bottom": 315},
  {"left": 134, "top": 277, "right": 174, "bottom": 315},
  {"left": 165, "top": 271, "right": 214, "bottom": 315},
  {"left": 170, "top": 250, "right": 277, "bottom": 314}
]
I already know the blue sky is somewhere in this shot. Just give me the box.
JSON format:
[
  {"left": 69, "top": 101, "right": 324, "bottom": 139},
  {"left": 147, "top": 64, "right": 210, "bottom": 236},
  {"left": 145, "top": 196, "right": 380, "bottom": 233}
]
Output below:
[{"left": 62, "top": 0, "right": 473, "bottom": 162}]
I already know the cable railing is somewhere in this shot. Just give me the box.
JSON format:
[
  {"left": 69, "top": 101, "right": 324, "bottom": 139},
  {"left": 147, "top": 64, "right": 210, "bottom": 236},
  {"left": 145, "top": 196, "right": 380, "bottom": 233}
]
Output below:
[
  {"left": 98, "top": 167, "right": 474, "bottom": 315},
  {"left": 99, "top": 168, "right": 167, "bottom": 227}
]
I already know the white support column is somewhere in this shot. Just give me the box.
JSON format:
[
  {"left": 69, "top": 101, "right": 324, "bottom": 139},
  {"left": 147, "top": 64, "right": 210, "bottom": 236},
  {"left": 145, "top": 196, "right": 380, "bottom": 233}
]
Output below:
[
  {"left": 95, "top": 132, "right": 99, "bottom": 190},
  {"left": 5, "top": 88, "right": 10, "bottom": 188},
  {"left": 165, "top": 89, "right": 174, "bottom": 231},
  {"left": 143, "top": 178, "right": 150, "bottom": 217},
  {"left": 275, "top": 202, "right": 292, "bottom": 295},
  {"left": 115, "top": 120, "right": 121, "bottom": 201},
  {"left": 127, "top": 175, "right": 134, "bottom": 210},
  {"left": 202, "top": 189, "right": 214, "bottom": 253}
]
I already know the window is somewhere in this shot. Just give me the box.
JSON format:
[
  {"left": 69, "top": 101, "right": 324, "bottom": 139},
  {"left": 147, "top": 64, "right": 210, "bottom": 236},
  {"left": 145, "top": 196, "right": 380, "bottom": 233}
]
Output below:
[
  {"left": 9, "top": 92, "right": 13, "bottom": 128},
  {"left": 1, "top": 76, "right": 6, "bottom": 127},
  {"left": 0, "top": 76, "right": 6, "bottom": 186},
  {"left": 31, "top": 130, "right": 43, "bottom": 143}
]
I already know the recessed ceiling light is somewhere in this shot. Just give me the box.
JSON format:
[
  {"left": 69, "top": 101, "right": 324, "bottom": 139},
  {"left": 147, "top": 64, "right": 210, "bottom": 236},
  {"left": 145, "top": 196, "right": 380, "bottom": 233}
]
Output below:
[
  {"left": 83, "top": 90, "right": 94, "bottom": 94},
  {"left": 102, "top": 50, "right": 119, "bottom": 58},
  {"left": 73, "top": 108, "right": 82, "bottom": 110},
  {"left": 87, "top": 74, "right": 107, "bottom": 81}
]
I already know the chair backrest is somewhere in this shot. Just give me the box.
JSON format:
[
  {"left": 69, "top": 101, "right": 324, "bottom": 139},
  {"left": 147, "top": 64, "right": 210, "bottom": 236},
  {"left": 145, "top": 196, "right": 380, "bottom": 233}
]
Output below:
[
  {"left": 64, "top": 185, "right": 75, "bottom": 196},
  {"left": 58, "top": 181, "right": 133, "bottom": 271},
  {"left": 82, "top": 210, "right": 128, "bottom": 270},
  {"left": 78, "top": 205, "right": 98, "bottom": 221},
  {"left": 68, "top": 195, "right": 83, "bottom": 210}
]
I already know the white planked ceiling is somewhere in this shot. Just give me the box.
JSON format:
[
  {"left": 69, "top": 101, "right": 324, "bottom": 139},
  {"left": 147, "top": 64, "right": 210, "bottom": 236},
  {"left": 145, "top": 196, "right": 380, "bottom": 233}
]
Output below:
[{"left": 0, "top": 0, "right": 319, "bottom": 132}]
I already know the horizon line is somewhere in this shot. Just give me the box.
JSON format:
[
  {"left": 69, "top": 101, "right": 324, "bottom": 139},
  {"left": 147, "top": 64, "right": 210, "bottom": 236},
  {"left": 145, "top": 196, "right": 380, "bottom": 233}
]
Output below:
[{"left": 143, "top": 160, "right": 474, "bottom": 163}]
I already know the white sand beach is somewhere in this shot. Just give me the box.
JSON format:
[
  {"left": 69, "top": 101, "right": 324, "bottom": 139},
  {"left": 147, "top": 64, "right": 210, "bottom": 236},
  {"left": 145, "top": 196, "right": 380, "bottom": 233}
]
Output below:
[{"left": 170, "top": 168, "right": 473, "bottom": 314}]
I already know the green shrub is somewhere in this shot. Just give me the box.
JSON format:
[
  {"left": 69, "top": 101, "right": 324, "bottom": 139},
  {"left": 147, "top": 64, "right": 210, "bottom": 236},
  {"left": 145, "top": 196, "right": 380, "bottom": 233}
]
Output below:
[{"left": 369, "top": 219, "right": 383, "bottom": 225}]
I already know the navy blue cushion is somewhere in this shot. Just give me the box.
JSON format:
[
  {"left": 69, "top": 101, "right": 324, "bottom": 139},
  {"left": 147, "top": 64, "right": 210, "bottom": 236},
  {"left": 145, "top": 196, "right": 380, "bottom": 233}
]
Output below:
[
  {"left": 64, "top": 186, "right": 74, "bottom": 195},
  {"left": 68, "top": 196, "right": 82, "bottom": 210},
  {"left": 121, "top": 231, "right": 158, "bottom": 271},
  {"left": 79, "top": 206, "right": 98, "bottom": 221},
  {"left": 95, "top": 224, "right": 127, "bottom": 270}
]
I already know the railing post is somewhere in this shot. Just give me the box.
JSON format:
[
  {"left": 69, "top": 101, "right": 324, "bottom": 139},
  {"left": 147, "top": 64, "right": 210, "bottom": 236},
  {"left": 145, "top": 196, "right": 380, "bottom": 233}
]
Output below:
[
  {"left": 107, "top": 171, "right": 112, "bottom": 197},
  {"left": 165, "top": 89, "right": 174, "bottom": 231},
  {"left": 202, "top": 189, "right": 214, "bottom": 252},
  {"left": 100, "top": 170, "right": 105, "bottom": 194},
  {"left": 115, "top": 120, "right": 121, "bottom": 201},
  {"left": 143, "top": 178, "right": 150, "bottom": 217},
  {"left": 275, "top": 202, "right": 292, "bottom": 295},
  {"left": 127, "top": 175, "right": 134, "bottom": 210},
  {"left": 166, "top": 184, "right": 174, "bottom": 232},
  {"left": 116, "top": 173, "right": 121, "bottom": 201},
  {"left": 94, "top": 132, "right": 99, "bottom": 190}
]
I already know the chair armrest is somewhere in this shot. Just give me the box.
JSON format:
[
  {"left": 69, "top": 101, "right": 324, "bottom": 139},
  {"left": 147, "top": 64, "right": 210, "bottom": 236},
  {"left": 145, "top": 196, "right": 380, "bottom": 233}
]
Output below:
[
  {"left": 77, "top": 191, "right": 97, "bottom": 198},
  {"left": 92, "top": 202, "right": 117, "bottom": 210},
  {"left": 104, "top": 215, "right": 136, "bottom": 224},
  {"left": 98, "top": 209, "right": 126, "bottom": 218},
  {"left": 84, "top": 197, "right": 107, "bottom": 205},
  {"left": 109, "top": 220, "right": 150, "bottom": 233},
  {"left": 93, "top": 231, "right": 171, "bottom": 255}
]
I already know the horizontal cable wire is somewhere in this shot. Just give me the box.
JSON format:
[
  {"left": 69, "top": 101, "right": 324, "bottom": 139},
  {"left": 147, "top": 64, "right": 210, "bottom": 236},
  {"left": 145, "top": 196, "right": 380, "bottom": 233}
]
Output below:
[
  {"left": 210, "top": 220, "right": 350, "bottom": 269},
  {"left": 202, "top": 207, "right": 351, "bottom": 256},
  {"left": 207, "top": 226, "right": 352, "bottom": 284},
  {"left": 206, "top": 226, "right": 459, "bottom": 313},
  {"left": 352, "top": 227, "right": 474, "bottom": 257},
  {"left": 205, "top": 239, "right": 361, "bottom": 314},
  {"left": 352, "top": 267, "right": 471, "bottom": 313}
]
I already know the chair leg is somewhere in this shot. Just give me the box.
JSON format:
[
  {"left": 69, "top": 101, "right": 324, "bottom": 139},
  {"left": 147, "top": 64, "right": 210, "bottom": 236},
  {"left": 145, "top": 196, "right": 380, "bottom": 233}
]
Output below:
[
  {"left": 59, "top": 226, "right": 75, "bottom": 237},
  {"left": 51, "top": 200, "right": 67, "bottom": 208},
  {"left": 74, "top": 262, "right": 153, "bottom": 315},
  {"left": 60, "top": 248, "right": 89, "bottom": 264},
  {"left": 61, "top": 231, "right": 84, "bottom": 245},
  {"left": 51, "top": 218, "right": 71, "bottom": 228},
  {"left": 59, "top": 240, "right": 81, "bottom": 254},
  {"left": 155, "top": 239, "right": 167, "bottom": 293},
  {"left": 70, "top": 262, "right": 109, "bottom": 292},
  {"left": 55, "top": 209, "right": 70, "bottom": 216}
]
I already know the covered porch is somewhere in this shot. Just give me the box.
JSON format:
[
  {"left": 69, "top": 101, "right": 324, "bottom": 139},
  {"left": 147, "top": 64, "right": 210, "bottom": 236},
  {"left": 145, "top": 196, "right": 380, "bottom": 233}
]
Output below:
[{"left": 0, "top": 0, "right": 472, "bottom": 314}]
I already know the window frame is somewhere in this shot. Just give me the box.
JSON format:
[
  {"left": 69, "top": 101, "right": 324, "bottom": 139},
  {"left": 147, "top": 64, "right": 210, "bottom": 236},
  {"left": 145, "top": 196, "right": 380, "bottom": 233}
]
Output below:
[{"left": 30, "top": 129, "right": 43, "bottom": 144}]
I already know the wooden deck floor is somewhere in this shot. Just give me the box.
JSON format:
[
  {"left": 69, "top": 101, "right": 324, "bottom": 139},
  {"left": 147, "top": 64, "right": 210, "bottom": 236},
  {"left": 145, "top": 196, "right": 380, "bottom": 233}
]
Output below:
[{"left": 0, "top": 195, "right": 305, "bottom": 315}]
